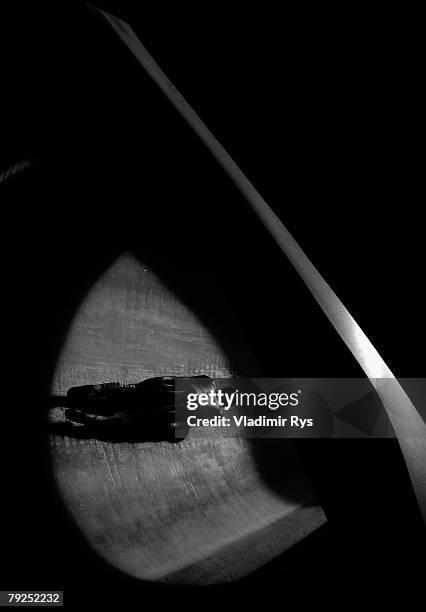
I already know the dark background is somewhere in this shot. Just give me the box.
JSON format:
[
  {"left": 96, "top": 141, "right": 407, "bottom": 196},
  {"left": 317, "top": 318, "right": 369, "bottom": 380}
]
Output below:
[{"left": 1, "top": 2, "right": 424, "bottom": 606}]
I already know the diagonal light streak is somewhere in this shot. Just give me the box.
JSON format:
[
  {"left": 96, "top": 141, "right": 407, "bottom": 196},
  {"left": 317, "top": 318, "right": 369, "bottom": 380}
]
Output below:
[{"left": 90, "top": 6, "right": 426, "bottom": 521}]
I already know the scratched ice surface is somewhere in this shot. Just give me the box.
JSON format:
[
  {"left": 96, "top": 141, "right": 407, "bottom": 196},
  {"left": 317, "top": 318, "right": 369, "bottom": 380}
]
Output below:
[{"left": 50, "top": 253, "right": 325, "bottom": 583}]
